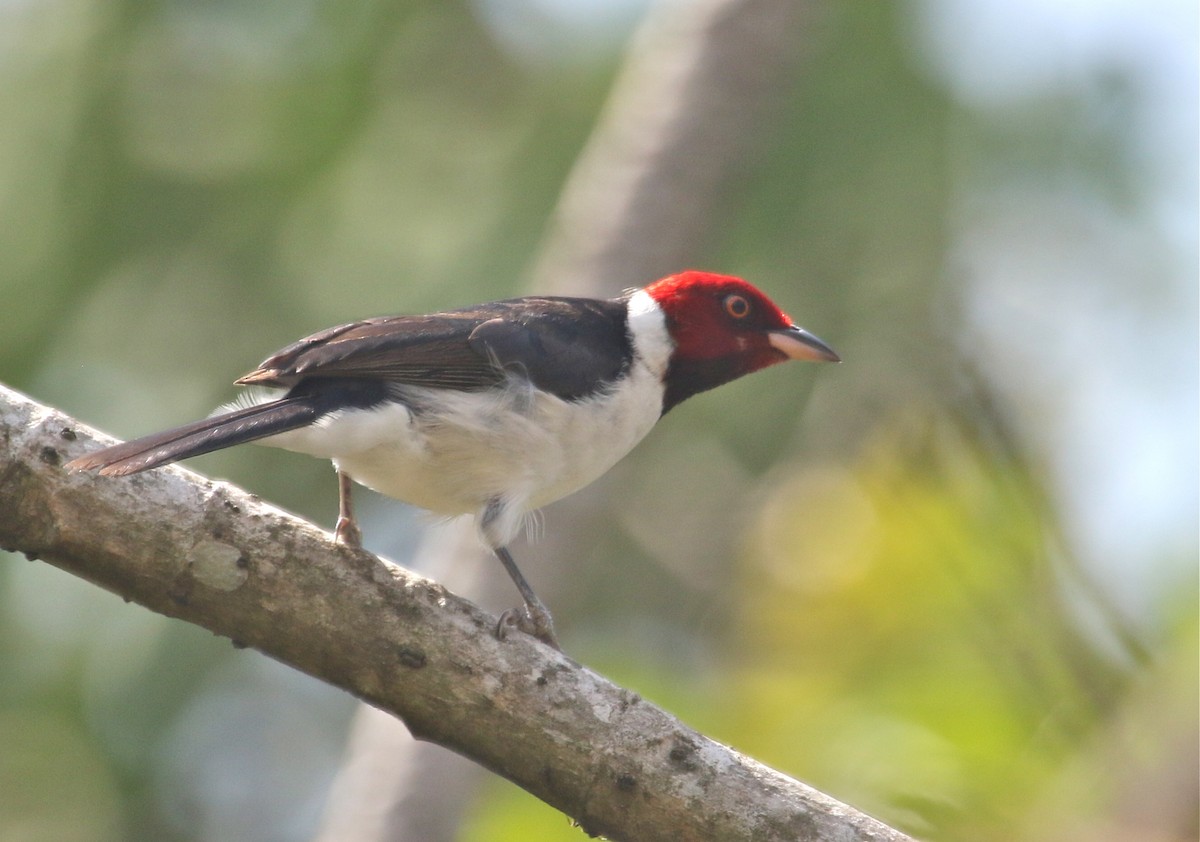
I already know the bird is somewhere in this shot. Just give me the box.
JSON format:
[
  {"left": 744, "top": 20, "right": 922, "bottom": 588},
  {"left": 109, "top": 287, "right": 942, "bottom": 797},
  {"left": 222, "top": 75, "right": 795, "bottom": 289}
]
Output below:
[{"left": 66, "top": 270, "right": 839, "bottom": 648}]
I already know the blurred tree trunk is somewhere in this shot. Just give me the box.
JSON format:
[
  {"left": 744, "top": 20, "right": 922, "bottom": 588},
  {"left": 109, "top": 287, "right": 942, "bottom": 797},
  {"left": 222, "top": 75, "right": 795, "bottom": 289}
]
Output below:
[{"left": 312, "top": 0, "right": 820, "bottom": 839}]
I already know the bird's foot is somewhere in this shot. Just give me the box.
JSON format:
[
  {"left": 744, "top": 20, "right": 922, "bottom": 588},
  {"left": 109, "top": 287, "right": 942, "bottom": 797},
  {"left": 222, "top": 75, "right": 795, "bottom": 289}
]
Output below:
[
  {"left": 334, "top": 471, "right": 364, "bottom": 549},
  {"left": 496, "top": 603, "right": 561, "bottom": 651},
  {"left": 334, "top": 516, "right": 363, "bottom": 549}
]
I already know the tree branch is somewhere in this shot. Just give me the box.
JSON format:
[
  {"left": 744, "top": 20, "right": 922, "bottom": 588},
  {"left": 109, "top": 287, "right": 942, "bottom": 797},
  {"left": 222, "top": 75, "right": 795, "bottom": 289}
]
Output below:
[{"left": 0, "top": 384, "right": 911, "bottom": 842}]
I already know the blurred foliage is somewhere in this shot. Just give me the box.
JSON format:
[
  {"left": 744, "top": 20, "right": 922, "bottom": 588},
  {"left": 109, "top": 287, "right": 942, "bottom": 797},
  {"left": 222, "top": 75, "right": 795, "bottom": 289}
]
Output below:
[
  {"left": 0, "top": 1, "right": 1194, "bottom": 841},
  {"left": 731, "top": 410, "right": 1136, "bottom": 839}
]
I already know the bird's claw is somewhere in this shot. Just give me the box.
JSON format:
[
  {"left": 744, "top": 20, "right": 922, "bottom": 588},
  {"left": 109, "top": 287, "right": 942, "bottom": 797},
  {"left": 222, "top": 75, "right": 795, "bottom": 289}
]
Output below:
[
  {"left": 334, "top": 516, "right": 363, "bottom": 549},
  {"left": 496, "top": 605, "right": 561, "bottom": 650}
]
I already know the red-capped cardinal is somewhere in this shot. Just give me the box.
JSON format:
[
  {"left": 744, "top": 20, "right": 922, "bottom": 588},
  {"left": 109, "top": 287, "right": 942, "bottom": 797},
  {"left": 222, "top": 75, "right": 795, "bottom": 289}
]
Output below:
[{"left": 67, "top": 271, "right": 839, "bottom": 648}]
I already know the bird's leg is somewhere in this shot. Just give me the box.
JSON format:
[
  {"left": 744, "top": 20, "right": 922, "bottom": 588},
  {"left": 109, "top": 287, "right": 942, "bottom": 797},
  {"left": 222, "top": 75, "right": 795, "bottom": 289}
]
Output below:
[
  {"left": 480, "top": 498, "right": 560, "bottom": 648},
  {"left": 494, "top": 546, "right": 560, "bottom": 650},
  {"left": 334, "top": 469, "right": 364, "bottom": 549}
]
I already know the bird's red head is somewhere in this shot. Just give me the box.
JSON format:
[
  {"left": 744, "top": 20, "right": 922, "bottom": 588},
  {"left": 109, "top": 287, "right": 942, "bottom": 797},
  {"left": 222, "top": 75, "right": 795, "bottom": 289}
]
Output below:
[{"left": 643, "top": 270, "right": 839, "bottom": 412}]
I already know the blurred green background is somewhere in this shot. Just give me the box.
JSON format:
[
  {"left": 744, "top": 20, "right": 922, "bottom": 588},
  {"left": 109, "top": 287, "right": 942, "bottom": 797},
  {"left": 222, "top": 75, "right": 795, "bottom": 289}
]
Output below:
[{"left": 0, "top": 1, "right": 1195, "bottom": 840}]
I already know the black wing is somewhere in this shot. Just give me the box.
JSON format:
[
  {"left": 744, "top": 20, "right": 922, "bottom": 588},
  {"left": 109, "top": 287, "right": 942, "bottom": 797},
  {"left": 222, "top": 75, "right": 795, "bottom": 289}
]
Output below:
[{"left": 238, "top": 296, "right": 633, "bottom": 401}]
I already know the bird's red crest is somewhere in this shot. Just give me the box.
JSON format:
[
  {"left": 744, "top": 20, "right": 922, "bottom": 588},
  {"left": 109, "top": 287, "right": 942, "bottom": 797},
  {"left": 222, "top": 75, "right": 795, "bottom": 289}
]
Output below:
[{"left": 643, "top": 270, "right": 795, "bottom": 365}]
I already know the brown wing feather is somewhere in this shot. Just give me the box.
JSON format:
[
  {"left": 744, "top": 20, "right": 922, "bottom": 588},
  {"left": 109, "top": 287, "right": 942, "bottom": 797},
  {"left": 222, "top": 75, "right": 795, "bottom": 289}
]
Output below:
[{"left": 235, "top": 312, "right": 504, "bottom": 391}]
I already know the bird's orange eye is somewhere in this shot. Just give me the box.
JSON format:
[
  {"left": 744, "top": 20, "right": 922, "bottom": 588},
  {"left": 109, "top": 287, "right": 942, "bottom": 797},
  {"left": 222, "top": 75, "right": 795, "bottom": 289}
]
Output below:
[{"left": 723, "top": 294, "right": 750, "bottom": 319}]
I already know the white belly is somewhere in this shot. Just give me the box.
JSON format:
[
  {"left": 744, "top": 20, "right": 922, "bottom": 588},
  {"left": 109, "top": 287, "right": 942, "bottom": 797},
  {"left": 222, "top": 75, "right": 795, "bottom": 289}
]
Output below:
[{"left": 259, "top": 362, "right": 664, "bottom": 545}]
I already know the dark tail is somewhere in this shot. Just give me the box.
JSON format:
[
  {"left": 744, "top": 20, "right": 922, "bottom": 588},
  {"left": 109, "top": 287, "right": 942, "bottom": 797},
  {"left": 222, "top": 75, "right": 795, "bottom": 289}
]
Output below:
[{"left": 65, "top": 396, "right": 323, "bottom": 477}]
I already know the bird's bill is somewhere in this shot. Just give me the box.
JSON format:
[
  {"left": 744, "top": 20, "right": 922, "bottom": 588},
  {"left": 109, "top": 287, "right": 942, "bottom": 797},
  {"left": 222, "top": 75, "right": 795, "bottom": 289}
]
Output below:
[{"left": 768, "top": 326, "right": 841, "bottom": 363}]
